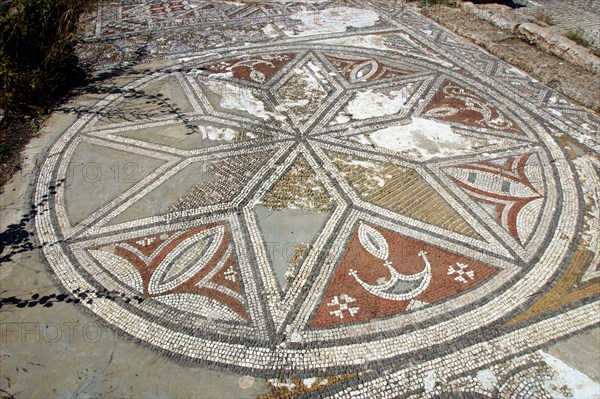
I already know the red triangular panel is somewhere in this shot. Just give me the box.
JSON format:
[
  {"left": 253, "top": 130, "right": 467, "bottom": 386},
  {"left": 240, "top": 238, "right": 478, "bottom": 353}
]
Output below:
[{"left": 310, "top": 222, "right": 496, "bottom": 328}]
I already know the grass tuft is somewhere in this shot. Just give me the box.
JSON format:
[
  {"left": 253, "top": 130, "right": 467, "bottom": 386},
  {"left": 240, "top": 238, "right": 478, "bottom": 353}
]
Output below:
[
  {"left": 0, "top": 0, "right": 97, "bottom": 190},
  {"left": 0, "top": 0, "right": 97, "bottom": 114},
  {"left": 565, "top": 28, "right": 593, "bottom": 48},
  {"left": 419, "top": 0, "right": 458, "bottom": 7},
  {"left": 533, "top": 11, "right": 555, "bottom": 26}
]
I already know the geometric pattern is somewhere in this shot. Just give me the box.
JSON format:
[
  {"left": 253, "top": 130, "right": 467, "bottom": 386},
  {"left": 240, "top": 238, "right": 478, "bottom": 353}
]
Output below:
[
  {"left": 505, "top": 235, "right": 600, "bottom": 327},
  {"left": 173, "top": 150, "right": 275, "bottom": 211},
  {"left": 89, "top": 223, "right": 248, "bottom": 321},
  {"left": 95, "top": 75, "right": 196, "bottom": 126},
  {"left": 272, "top": 55, "right": 342, "bottom": 131},
  {"left": 34, "top": 41, "right": 581, "bottom": 375},
  {"left": 330, "top": 152, "right": 481, "bottom": 238},
  {"left": 260, "top": 155, "right": 333, "bottom": 212},
  {"left": 30, "top": 3, "right": 599, "bottom": 395}
]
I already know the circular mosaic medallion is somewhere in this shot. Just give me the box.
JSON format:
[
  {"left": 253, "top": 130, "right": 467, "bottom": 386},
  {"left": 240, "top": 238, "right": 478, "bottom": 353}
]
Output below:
[{"left": 35, "top": 44, "right": 580, "bottom": 374}]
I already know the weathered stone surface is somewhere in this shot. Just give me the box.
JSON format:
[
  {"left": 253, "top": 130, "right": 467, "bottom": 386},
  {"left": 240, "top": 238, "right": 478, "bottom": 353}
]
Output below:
[{"left": 1, "top": 1, "right": 598, "bottom": 398}]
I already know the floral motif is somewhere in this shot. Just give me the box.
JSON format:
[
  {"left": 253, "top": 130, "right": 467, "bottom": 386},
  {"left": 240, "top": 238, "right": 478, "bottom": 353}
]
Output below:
[
  {"left": 325, "top": 54, "right": 416, "bottom": 83},
  {"left": 423, "top": 81, "right": 523, "bottom": 134},
  {"left": 447, "top": 153, "right": 544, "bottom": 244}
]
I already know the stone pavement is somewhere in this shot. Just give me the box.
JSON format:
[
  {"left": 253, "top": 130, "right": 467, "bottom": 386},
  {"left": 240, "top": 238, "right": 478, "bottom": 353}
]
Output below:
[
  {"left": 1, "top": 1, "right": 599, "bottom": 398},
  {"left": 458, "top": 0, "right": 600, "bottom": 76},
  {"left": 517, "top": 0, "right": 600, "bottom": 46}
]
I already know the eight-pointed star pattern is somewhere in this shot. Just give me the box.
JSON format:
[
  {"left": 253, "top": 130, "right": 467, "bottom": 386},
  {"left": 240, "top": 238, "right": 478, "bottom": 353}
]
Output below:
[{"left": 34, "top": 43, "right": 582, "bottom": 374}]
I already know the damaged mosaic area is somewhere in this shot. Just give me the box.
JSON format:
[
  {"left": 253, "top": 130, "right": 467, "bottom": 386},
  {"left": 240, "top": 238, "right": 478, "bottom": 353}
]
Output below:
[{"left": 28, "top": 0, "right": 600, "bottom": 398}]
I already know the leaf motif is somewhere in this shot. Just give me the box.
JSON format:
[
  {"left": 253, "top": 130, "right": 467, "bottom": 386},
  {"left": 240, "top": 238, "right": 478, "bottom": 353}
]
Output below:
[
  {"left": 156, "top": 294, "right": 245, "bottom": 322},
  {"left": 148, "top": 226, "right": 224, "bottom": 295},
  {"left": 89, "top": 249, "right": 144, "bottom": 293},
  {"left": 250, "top": 70, "right": 266, "bottom": 84},
  {"left": 358, "top": 223, "right": 389, "bottom": 260},
  {"left": 424, "top": 106, "right": 459, "bottom": 118},
  {"left": 351, "top": 60, "right": 378, "bottom": 82}
]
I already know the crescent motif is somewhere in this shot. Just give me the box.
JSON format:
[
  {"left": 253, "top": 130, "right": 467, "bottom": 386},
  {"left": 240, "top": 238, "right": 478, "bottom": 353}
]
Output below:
[{"left": 350, "top": 223, "right": 432, "bottom": 301}]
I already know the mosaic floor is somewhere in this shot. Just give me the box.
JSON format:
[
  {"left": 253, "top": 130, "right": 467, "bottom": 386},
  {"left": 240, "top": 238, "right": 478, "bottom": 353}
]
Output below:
[{"left": 8, "top": 0, "right": 600, "bottom": 397}]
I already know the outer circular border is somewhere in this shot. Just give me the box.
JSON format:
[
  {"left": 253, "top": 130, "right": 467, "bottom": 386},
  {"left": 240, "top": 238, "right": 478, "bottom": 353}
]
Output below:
[{"left": 34, "top": 44, "right": 581, "bottom": 375}]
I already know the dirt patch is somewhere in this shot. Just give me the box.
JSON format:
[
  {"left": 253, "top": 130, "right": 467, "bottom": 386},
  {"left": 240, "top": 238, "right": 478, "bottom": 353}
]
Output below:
[
  {"left": 0, "top": 115, "right": 42, "bottom": 194},
  {"left": 421, "top": 6, "right": 600, "bottom": 113}
]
